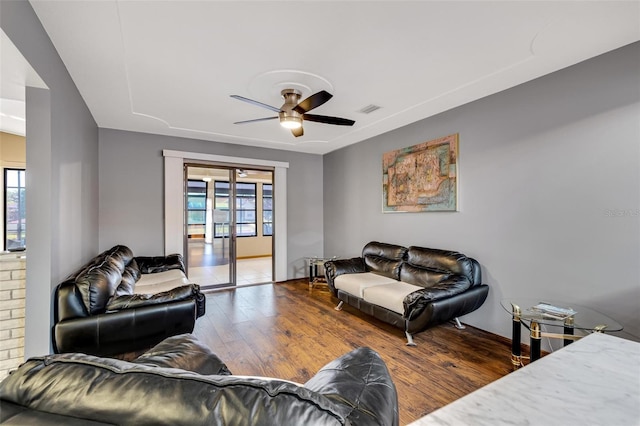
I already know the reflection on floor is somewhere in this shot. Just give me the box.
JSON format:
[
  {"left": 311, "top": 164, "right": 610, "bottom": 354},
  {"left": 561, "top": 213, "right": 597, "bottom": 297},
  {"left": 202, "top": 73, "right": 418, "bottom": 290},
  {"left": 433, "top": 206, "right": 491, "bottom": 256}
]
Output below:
[
  {"left": 188, "top": 239, "right": 228, "bottom": 266},
  {"left": 187, "top": 239, "right": 272, "bottom": 288},
  {"left": 189, "top": 257, "right": 273, "bottom": 287}
]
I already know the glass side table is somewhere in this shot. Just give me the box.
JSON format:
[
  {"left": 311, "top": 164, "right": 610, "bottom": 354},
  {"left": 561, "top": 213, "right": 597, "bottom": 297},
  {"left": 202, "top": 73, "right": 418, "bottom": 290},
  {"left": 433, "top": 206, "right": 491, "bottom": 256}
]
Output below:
[
  {"left": 501, "top": 298, "right": 623, "bottom": 369},
  {"left": 306, "top": 256, "right": 337, "bottom": 289}
]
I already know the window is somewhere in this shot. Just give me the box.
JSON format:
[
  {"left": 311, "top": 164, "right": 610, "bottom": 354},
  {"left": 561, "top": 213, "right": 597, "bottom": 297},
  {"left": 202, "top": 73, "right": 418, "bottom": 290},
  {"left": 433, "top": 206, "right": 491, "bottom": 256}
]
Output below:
[
  {"left": 214, "top": 181, "right": 257, "bottom": 237},
  {"left": 213, "top": 181, "right": 230, "bottom": 237},
  {"left": 4, "top": 169, "right": 26, "bottom": 250},
  {"left": 187, "top": 180, "right": 207, "bottom": 236},
  {"left": 235, "top": 182, "right": 257, "bottom": 237},
  {"left": 263, "top": 183, "right": 273, "bottom": 236}
]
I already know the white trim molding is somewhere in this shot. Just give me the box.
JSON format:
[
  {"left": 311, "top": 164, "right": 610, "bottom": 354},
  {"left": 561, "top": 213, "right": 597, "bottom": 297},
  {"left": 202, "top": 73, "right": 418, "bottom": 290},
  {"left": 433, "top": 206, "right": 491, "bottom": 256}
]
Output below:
[
  {"left": 162, "top": 149, "right": 289, "bottom": 282},
  {"left": 163, "top": 150, "right": 289, "bottom": 169}
]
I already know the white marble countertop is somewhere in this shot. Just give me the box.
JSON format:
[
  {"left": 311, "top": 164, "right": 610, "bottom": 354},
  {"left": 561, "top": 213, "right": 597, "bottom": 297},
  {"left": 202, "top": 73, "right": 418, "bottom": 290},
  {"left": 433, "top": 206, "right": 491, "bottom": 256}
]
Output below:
[{"left": 409, "top": 333, "right": 640, "bottom": 426}]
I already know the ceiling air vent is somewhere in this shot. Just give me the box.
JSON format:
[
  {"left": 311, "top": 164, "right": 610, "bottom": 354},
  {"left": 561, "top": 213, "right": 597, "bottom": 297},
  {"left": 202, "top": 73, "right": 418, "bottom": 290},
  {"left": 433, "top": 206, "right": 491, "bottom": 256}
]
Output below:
[{"left": 358, "top": 104, "right": 382, "bottom": 114}]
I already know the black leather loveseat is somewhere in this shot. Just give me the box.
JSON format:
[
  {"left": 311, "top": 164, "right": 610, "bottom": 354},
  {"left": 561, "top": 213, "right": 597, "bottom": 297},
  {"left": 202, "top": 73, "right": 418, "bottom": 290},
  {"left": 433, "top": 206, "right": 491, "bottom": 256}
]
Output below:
[
  {"left": 325, "top": 241, "right": 489, "bottom": 346},
  {"left": 53, "top": 245, "right": 206, "bottom": 356},
  {"left": 0, "top": 334, "right": 398, "bottom": 426}
]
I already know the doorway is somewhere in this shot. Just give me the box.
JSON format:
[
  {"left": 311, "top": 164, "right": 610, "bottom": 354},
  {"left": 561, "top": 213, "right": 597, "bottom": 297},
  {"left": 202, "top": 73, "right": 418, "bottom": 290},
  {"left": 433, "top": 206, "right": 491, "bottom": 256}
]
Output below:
[{"left": 185, "top": 164, "right": 274, "bottom": 289}]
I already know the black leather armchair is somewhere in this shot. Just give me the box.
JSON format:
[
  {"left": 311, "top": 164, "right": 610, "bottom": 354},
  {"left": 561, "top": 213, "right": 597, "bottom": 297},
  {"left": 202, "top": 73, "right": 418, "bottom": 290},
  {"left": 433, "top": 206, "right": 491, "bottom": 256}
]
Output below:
[{"left": 52, "top": 245, "right": 205, "bottom": 356}]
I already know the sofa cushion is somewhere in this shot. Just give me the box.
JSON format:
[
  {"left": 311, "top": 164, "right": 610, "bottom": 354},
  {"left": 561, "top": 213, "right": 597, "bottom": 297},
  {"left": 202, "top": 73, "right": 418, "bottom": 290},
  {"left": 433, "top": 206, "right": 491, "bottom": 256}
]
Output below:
[
  {"left": 75, "top": 260, "right": 123, "bottom": 315},
  {"left": 334, "top": 272, "right": 398, "bottom": 298},
  {"left": 400, "top": 263, "right": 455, "bottom": 288},
  {"left": 362, "top": 242, "right": 407, "bottom": 280},
  {"left": 63, "top": 246, "right": 132, "bottom": 282},
  {"left": 136, "top": 254, "right": 185, "bottom": 274},
  {"left": 135, "top": 269, "right": 190, "bottom": 294},
  {"left": 0, "top": 401, "right": 110, "bottom": 425},
  {"left": 114, "top": 260, "right": 142, "bottom": 297},
  {"left": 106, "top": 284, "right": 198, "bottom": 312},
  {"left": 362, "top": 282, "right": 423, "bottom": 315},
  {"left": 405, "top": 246, "right": 475, "bottom": 281},
  {"left": 105, "top": 245, "right": 134, "bottom": 273},
  {"left": 131, "top": 334, "right": 231, "bottom": 375}
]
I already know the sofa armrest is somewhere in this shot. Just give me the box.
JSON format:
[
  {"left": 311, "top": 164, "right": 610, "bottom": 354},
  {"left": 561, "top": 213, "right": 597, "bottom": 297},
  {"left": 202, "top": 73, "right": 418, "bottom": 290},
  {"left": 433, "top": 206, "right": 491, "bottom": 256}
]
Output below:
[
  {"left": 135, "top": 253, "right": 186, "bottom": 274},
  {"left": 406, "top": 285, "right": 490, "bottom": 333},
  {"left": 403, "top": 277, "right": 472, "bottom": 320},
  {"left": 106, "top": 284, "right": 198, "bottom": 312},
  {"left": 54, "top": 281, "right": 89, "bottom": 322},
  {"left": 324, "top": 257, "right": 366, "bottom": 286},
  {"left": 52, "top": 299, "right": 197, "bottom": 355},
  {"left": 325, "top": 257, "right": 367, "bottom": 276},
  {"left": 304, "top": 347, "right": 399, "bottom": 426}
]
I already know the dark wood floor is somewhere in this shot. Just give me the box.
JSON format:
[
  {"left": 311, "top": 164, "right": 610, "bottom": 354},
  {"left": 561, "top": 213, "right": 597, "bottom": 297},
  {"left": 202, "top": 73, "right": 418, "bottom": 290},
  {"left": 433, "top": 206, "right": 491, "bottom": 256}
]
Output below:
[{"left": 193, "top": 280, "right": 514, "bottom": 425}]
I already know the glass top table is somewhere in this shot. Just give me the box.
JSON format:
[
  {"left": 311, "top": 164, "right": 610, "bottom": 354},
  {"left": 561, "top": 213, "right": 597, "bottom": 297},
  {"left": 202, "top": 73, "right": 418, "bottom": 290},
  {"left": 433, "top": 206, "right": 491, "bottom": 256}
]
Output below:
[
  {"left": 306, "top": 256, "right": 338, "bottom": 289},
  {"left": 500, "top": 298, "right": 623, "bottom": 332},
  {"left": 500, "top": 298, "right": 622, "bottom": 368}
]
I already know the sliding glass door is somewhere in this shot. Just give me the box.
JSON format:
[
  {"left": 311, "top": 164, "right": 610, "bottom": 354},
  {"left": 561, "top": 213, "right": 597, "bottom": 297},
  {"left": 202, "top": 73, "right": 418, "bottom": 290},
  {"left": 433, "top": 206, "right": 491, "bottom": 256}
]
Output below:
[{"left": 184, "top": 164, "right": 273, "bottom": 289}]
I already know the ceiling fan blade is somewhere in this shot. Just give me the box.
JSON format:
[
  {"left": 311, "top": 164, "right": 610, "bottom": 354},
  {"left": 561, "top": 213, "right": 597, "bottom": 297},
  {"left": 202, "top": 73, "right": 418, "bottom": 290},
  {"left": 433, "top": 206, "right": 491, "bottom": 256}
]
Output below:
[
  {"left": 293, "top": 90, "right": 333, "bottom": 114},
  {"left": 233, "top": 116, "right": 278, "bottom": 125},
  {"left": 303, "top": 114, "right": 355, "bottom": 126},
  {"left": 230, "top": 95, "right": 282, "bottom": 113},
  {"left": 291, "top": 126, "right": 304, "bottom": 137}
]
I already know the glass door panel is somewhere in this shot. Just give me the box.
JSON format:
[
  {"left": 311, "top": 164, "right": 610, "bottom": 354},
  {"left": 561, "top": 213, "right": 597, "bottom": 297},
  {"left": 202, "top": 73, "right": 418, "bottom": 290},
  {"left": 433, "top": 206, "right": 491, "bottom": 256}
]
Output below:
[
  {"left": 185, "top": 166, "right": 234, "bottom": 288},
  {"left": 234, "top": 170, "right": 273, "bottom": 286},
  {"left": 184, "top": 165, "right": 274, "bottom": 288}
]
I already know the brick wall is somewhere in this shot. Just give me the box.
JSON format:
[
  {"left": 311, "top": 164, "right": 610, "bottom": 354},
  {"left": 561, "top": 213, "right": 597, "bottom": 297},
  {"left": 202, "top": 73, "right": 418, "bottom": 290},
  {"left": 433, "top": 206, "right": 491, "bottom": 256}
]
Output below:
[{"left": 0, "top": 252, "right": 26, "bottom": 381}]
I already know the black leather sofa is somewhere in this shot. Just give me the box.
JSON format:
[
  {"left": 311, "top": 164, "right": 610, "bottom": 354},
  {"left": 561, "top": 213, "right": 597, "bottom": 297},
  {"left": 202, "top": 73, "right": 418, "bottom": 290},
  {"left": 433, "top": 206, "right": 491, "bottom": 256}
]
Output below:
[
  {"left": 0, "top": 334, "right": 398, "bottom": 426},
  {"left": 325, "top": 241, "right": 489, "bottom": 346},
  {"left": 53, "top": 245, "right": 206, "bottom": 356}
]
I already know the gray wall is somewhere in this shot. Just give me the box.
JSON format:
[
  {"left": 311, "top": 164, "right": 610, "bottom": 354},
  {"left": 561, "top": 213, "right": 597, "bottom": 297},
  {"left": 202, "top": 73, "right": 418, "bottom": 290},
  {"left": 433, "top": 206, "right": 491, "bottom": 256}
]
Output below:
[
  {"left": 324, "top": 42, "right": 640, "bottom": 344},
  {"left": 2, "top": 0, "right": 637, "bottom": 356},
  {"left": 98, "top": 128, "right": 323, "bottom": 279},
  {"left": 1, "top": 1, "right": 99, "bottom": 356}
]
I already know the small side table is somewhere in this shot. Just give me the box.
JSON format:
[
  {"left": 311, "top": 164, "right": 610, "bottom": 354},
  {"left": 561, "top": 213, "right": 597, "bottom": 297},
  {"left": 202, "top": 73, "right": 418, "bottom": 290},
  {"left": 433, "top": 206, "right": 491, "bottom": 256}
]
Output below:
[
  {"left": 306, "top": 256, "right": 337, "bottom": 289},
  {"left": 501, "top": 298, "right": 623, "bottom": 369}
]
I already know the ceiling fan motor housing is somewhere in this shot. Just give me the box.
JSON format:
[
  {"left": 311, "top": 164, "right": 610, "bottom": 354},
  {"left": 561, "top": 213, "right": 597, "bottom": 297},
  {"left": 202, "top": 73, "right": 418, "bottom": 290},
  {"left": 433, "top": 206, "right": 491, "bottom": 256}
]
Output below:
[
  {"left": 280, "top": 89, "right": 301, "bottom": 114},
  {"left": 230, "top": 88, "right": 354, "bottom": 136},
  {"left": 279, "top": 89, "right": 303, "bottom": 127}
]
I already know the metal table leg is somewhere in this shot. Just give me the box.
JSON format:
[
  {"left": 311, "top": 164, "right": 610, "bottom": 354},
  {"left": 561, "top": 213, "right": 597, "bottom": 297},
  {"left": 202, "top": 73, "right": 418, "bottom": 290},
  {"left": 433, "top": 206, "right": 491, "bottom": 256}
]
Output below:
[
  {"left": 530, "top": 321, "right": 541, "bottom": 362},
  {"left": 511, "top": 303, "right": 522, "bottom": 369},
  {"left": 564, "top": 316, "right": 575, "bottom": 347}
]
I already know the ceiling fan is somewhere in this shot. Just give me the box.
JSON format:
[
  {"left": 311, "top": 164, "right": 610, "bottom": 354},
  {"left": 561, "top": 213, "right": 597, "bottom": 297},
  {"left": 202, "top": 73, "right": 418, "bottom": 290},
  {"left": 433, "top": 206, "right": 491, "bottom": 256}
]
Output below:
[{"left": 230, "top": 89, "right": 355, "bottom": 137}]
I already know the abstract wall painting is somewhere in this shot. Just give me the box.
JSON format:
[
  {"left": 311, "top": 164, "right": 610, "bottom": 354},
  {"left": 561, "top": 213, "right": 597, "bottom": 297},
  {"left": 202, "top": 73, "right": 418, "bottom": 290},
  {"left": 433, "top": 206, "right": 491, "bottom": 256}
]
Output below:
[{"left": 383, "top": 133, "right": 458, "bottom": 212}]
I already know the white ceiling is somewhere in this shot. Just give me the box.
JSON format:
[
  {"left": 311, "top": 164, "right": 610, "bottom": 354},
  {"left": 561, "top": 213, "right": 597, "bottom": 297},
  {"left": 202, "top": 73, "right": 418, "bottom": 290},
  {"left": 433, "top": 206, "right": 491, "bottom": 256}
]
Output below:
[
  {"left": 9, "top": 1, "right": 640, "bottom": 154},
  {"left": 0, "top": 29, "right": 46, "bottom": 137}
]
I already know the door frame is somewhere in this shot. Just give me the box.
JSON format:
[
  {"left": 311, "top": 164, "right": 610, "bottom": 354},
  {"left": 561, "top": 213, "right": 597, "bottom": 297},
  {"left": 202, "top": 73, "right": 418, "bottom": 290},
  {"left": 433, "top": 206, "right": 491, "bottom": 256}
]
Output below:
[{"left": 163, "top": 150, "right": 289, "bottom": 282}]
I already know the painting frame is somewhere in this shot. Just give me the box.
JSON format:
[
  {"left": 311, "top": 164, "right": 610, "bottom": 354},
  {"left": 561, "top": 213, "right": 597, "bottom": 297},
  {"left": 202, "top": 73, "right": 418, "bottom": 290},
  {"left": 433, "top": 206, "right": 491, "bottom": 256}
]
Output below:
[{"left": 382, "top": 133, "right": 459, "bottom": 212}]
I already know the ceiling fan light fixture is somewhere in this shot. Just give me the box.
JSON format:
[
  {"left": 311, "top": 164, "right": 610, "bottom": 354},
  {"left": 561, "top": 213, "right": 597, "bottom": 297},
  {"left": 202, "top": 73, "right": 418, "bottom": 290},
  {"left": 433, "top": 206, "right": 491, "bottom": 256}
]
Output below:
[
  {"left": 280, "top": 116, "right": 302, "bottom": 129},
  {"left": 231, "top": 89, "right": 354, "bottom": 137}
]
